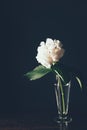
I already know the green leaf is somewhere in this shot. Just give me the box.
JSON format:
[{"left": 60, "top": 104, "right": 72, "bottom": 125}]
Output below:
[
  {"left": 24, "top": 65, "right": 51, "bottom": 80},
  {"left": 76, "top": 76, "right": 82, "bottom": 89}
]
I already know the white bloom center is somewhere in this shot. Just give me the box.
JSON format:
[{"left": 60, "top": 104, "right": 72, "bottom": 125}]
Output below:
[{"left": 36, "top": 38, "right": 65, "bottom": 68}]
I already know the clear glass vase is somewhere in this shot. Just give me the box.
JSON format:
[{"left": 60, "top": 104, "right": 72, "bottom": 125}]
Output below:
[{"left": 54, "top": 76, "right": 72, "bottom": 124}]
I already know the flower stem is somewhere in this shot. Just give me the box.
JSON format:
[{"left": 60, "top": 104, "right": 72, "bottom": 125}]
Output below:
[
  {"left": 58, "top": 76, "right": 66, "bottom": 115},
  {"left": 53, "top": 69, "right": 66, "bottom": 115}
]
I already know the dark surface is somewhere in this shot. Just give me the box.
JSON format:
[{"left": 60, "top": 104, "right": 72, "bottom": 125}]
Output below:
[
  {"left": 0, "top": 113, "right": 87, "bottom": 130},
  {"left": 2, "top": 0, "right": 87, "bottom": 129}
]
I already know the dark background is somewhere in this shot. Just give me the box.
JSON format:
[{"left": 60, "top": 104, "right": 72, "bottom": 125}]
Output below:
[{"left": 3, "top": 0, "right": 87, "bottom": 121}]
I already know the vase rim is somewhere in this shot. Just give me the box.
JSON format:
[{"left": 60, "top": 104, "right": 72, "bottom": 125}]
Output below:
[{"left": 64, "top": 80, "right": 71, "bottom": 86}]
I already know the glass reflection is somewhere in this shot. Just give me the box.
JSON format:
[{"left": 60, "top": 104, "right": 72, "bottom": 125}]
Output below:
[{"left": 59, "top": 123, "right": 69, "bottom": 130}]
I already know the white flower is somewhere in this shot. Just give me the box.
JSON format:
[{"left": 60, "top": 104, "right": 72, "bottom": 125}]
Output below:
[{"left": 36, "top": 38, "right": 65, "bottom": 68}]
